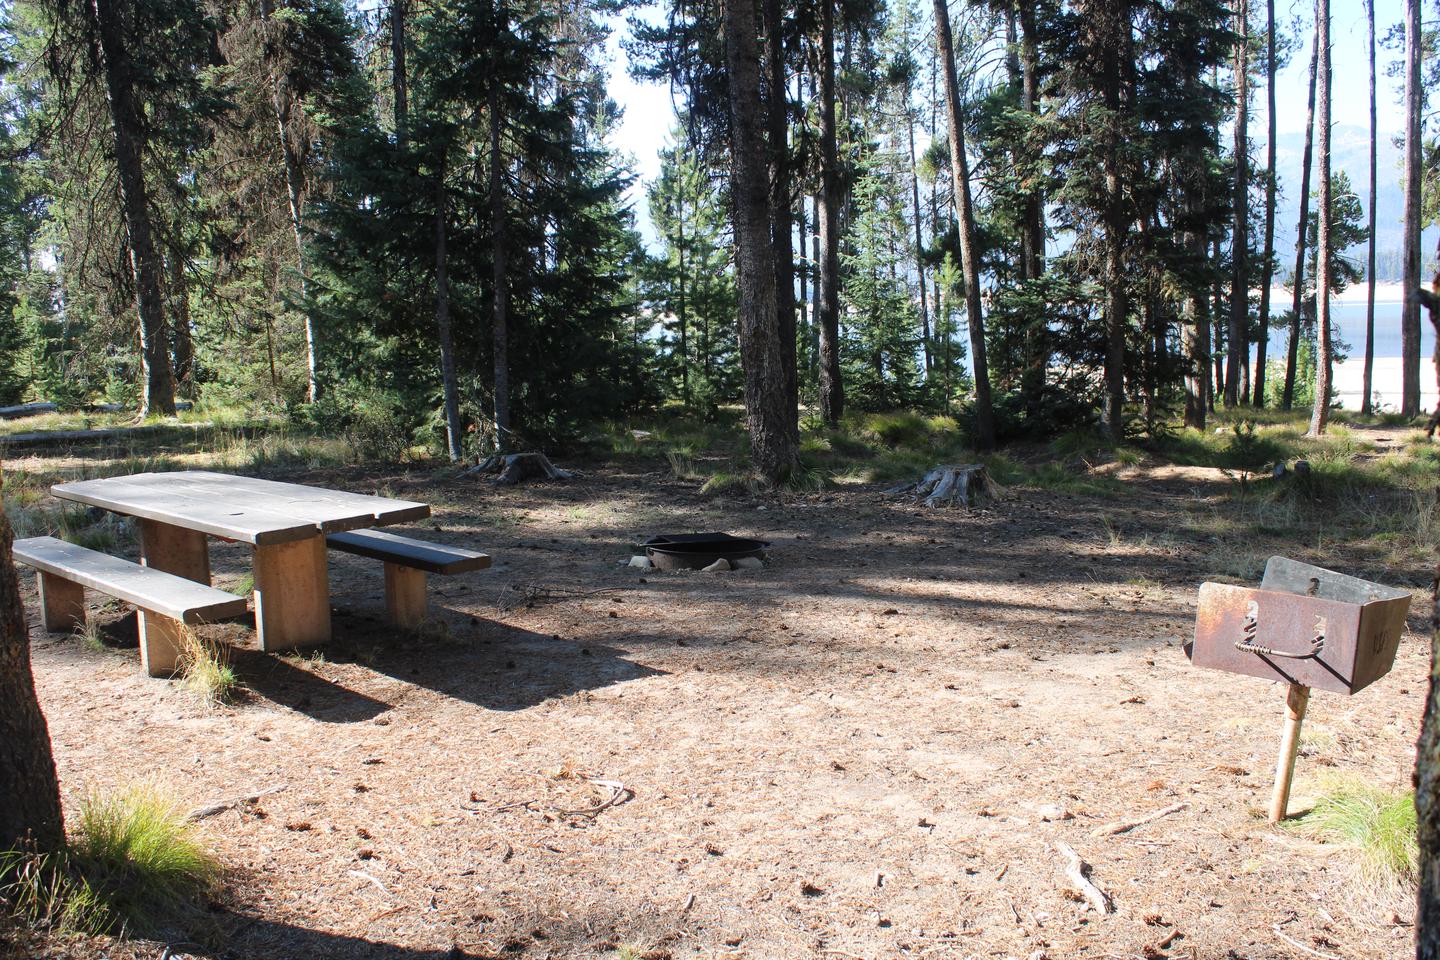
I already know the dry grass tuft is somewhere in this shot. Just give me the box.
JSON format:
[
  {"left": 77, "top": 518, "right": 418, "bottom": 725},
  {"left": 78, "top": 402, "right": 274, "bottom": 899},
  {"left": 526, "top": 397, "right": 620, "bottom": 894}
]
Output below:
[{"left": 177, "top": 628, "right": 239, "bottom": 706}]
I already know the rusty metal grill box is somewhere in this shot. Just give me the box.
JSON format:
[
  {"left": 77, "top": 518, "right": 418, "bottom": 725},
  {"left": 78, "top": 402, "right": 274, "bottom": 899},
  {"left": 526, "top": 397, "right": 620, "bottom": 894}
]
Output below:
[{"left": 1189, "top": 556, "right": 1412, "bottom": 695}]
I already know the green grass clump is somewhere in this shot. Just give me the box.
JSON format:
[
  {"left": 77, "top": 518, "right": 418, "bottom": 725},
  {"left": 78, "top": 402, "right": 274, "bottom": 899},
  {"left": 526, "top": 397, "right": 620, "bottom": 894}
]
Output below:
[
  {"left": 0, "top": 784, "right": 220, "bottom": 936},
  {"left": 0, "top": 850, "right": 110, "bottom": 935},
  {"left": 69, "top": 783, "right": 220, "bottom": 932},
  {"left": 1292, "top": 776, "right": 1417, "bottom": 895},
  {"left": 855, "top": 411, "right": 940, "bottom": 449},
  {"left": 699, "top": 471, "right": 760, "bottom": 497}
]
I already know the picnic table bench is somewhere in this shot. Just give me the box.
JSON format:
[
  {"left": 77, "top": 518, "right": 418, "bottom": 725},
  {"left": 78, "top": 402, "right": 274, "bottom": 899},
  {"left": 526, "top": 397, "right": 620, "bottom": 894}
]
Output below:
[
  {"left": 27, "top": 471, "right": 486, "bottom": 668},
  {"left": 14, "top": 536, "right": 247, "bottom": 676},
  {"left": 325, "top": 529, "right": 490, "bottom": 628}
]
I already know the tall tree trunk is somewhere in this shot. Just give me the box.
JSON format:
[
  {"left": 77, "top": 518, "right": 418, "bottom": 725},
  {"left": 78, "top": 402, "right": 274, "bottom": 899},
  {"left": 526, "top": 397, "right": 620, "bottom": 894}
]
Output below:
[
  {"left": 1402, "top": 0, "right": 1423, "bottom": 417},
  {"left": 817, "top": 1, "right": 844, "bottom": 424},
  {"left": 1225, "top": 0, "right": 1250, "bottom": 408},
  {"left": 908, "top": 109, "right": 931, "bottom": 372},
  {"left": 1418, "top": 564, "right": 1440, "bottom": 956},
  {"left": 1017, "top": 0, "right": 1044, "bottom": 281},
  {"left": 934, "top": 0, "right": 996, "bottom": 449},
  {"left": 763, "top": 0, "right": 798, "bottom": 438},
  {"left": 0, "top": 489, "right": 64, "bottom": 854},
  {"left": 811, "top": 193, "right": 821, "bottom": 382},
  {"left": 1253, "top": 0, "right": 1276, "bottom": 407},
  {"left": 725, "top": 0, "right": 800, "bottom": 482},
  {"left": 1283, "top": 28, "right": 1318, "bottom": 410},
  {"left": 434, "top": 163, "right": 462, "bottom": 462},
  {"left": 489, "top": 83, "right": 511, "bottom": 449},
  {"left": 1184, "top": 283, "right": 1211, "bottom": 429},
  {"left": 391, "top": 0, "right": 408, "bottom": 144},
  {"left": 260, "top": 0, "right": 317, "bottom": 403},
  {"left": 89, "top": 0, "right": 175, "bottom": 417},
  {"left": 796, "top": 67, "right": 809, "bottom": 382},
  {"left": 1083, "top": 0, "right": 1131, "bottom": 442},
  {"left": 168, "top": 254, "right": 194, "bottom": 399},
  {"left": 1308, "top": 0, "right": 1331, "bottom": 436},
  {"left": 1213, "top": 233, "right": 1224, "bottom": 408},
  {"left": 676, "top": 195, "right": 690, "bottom": 406},
  {"left": 1362, "top": 0, "right": 1377, "bottom": 415}
]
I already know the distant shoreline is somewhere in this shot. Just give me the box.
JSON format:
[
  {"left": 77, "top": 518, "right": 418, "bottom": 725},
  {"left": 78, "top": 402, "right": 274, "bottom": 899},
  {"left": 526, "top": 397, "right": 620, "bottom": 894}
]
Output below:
[{"left": 1258, "top": 281, "right": 1407, "bottom": 304}]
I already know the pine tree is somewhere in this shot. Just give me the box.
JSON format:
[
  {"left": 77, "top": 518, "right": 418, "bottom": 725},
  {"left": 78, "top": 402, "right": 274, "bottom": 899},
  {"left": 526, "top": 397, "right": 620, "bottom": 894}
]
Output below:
[
  {"left": 1361, "top": 0, "right": 1376, "bottom": 416},
  {"left": 647, "top": 137, "right": 741, "bottom": 407},
  {"left": 1281, "top": 26, "right": 1318, "bottom": 410},
  {"left": 1252, "top": 0, "right": 1277, "bottom": 408},
  {"left": 1224, "top": 0, "right": 1249, "bottom": 408},
  {"left": 1307, "top": 0, "right": 1331, "bottom": 436},
  {"left": 933, "top": 0, "right": 995, "bottom": 448},
  {"left": 723, "top": 0, "right": 798, "bottom": 482},
  {"left": 1401, "top": 0, "right": 1423, "bottom": 417}
]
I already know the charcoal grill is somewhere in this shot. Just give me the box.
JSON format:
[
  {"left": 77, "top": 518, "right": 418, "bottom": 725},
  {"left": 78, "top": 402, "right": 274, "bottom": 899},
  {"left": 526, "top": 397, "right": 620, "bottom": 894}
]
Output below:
[
  {"left": 639, "top": 532, "right": 769, "bottom": 571},
  {"left": 1189, "top": 556, "right": 1411, "bottom": 821}
]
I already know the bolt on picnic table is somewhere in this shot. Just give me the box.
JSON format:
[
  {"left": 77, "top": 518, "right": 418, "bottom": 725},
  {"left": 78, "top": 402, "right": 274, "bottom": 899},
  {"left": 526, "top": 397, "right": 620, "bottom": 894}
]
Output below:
[
  {"left": 1187, "top": 556, "right": 1412, "bottom": 823},
  {"left": 50, "top": 471, "right": 430, "bottom": 652}
]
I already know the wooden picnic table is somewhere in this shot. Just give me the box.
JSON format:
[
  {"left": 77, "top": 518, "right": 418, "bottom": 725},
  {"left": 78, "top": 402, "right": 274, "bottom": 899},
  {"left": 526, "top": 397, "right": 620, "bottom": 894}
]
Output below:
[{"left": 51, "top": 470, "right": 430, "bottom": 651}]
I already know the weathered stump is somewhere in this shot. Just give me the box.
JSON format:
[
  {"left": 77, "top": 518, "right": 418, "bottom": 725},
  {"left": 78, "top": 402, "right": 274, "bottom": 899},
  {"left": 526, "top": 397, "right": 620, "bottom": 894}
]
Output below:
[
  {"left": 466, "top": 452, "right": 574, "bottom": 486},
  {"left": 885, "top": 463, "right": 995, "bottom": 508}
]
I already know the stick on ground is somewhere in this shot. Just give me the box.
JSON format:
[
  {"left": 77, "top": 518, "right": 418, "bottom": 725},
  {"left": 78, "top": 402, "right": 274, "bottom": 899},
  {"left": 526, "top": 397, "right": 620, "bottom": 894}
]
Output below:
[
  {"left": 1055, "top": 840, "right": 1114, "bottom": 914},
  {"left": 1090, "top": 801, "right": 1189, "bottom": 837},
  {"left": 186, "top": 784, "right": 287, "bottom": 821}
]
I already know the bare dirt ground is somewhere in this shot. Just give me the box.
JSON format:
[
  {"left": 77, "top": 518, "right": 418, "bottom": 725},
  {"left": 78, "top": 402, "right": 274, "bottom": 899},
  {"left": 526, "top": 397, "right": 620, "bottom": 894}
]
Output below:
[{"left": 3, "top": 434, "right": 1434, "bottom": 960}]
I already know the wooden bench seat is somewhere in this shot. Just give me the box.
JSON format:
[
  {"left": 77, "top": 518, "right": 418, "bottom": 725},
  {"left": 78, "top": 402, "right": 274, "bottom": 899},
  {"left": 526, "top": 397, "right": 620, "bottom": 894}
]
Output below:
[
  {"left": 14, "top": 536, "right": 248, "bottom": 677},
  {"left": 325, "top": 529, "right": 490, "bottom": 628}
]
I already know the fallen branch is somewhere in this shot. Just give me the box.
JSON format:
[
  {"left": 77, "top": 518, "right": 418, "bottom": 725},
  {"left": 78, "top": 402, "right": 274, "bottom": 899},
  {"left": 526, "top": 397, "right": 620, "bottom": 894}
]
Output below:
[
  {"left": 1272, "top": 925, "right": 1339, "bottom": 960},
  {"left": 349, "top": 869, "right": 390, "bottom": 897},
  {"left": 1089, "top": 801, "right": 1188, "bottom": 838},
  {"left": 1055, "top": 841, "right": 1114, "bottom": 914},
  {"left": 186, "top": 784, "right": 287, "bottom": 821},
  {"left": 497, "top": 582, "right": 627, "bottom": 613},
  {"left": 557, "top": 779, "right": 631, "bottom": 818}
]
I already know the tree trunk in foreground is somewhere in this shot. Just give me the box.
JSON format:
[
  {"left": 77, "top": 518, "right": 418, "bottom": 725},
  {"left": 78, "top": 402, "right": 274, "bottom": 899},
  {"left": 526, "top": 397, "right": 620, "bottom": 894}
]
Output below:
[
  {"left": 0, "top": 478, "right": 64, "bottom": 854},
  {"left": 1416, "top": 563, "right": 1440, "bottom": 956},
  {"left": 725, "top": 0, "right": 800, "bottom": 484},
  {"left": 89, "top": 0, "right": 175, "bottom": 417},
  {"left": 1307, "top": 0, "right": 1331, "bottom": 436},
  {"left": 817, "top": 2, "right": 844, "bottom": 425},
  {"left": 1283, "top": 28, "right": 1317, "bottom": 411},
  {"left": 933, "top": 0, "right": 995, "bottom": 449}
]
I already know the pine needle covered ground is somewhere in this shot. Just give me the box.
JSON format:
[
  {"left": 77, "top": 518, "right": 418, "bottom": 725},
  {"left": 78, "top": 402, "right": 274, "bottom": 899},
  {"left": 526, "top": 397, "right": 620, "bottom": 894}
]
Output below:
[{"left": 0, "top": 408, "right": 1433, "bottom": 959}]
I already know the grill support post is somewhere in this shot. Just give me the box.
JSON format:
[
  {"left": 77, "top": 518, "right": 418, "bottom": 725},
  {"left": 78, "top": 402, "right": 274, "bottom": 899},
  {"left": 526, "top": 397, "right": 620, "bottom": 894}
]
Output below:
[{"left": 1269, "top": 682, "right": 1311, "bottom": 823}]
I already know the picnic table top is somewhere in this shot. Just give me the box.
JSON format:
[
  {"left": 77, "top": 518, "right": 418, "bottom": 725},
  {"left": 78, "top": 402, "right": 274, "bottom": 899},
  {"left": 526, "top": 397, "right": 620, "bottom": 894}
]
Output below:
[{"left": 51, "top": 470, "right": 430, "bottom": 546}]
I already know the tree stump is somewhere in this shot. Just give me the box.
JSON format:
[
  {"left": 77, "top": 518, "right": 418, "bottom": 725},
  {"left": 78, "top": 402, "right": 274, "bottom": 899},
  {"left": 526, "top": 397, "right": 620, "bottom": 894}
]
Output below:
[
  {"left": 885, "top": 463, "right": 995, "bottom": 508},
  {"left": 466, "top": 452, "right": 574, "bottom": 486}
]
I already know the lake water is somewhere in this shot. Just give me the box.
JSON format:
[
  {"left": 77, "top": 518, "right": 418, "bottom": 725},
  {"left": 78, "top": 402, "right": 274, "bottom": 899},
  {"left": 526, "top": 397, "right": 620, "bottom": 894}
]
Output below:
[{"left": 1260, "top": 297, "right": 1437, "bottom": 411}]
